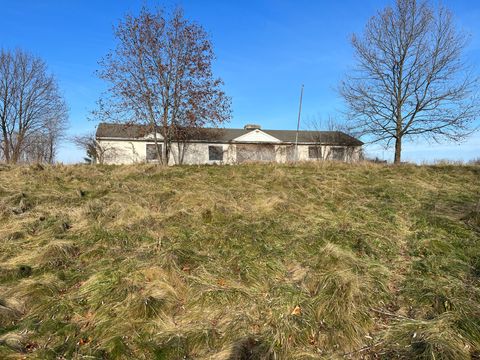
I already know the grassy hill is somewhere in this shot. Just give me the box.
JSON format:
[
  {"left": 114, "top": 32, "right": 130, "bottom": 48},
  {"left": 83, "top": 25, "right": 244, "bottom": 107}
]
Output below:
[{"left": 0, "top": 163, "right": 479, "bottom": 359}]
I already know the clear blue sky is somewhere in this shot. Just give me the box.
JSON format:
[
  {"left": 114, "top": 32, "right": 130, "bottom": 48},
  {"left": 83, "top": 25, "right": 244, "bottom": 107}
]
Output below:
[{"left": 0, "top": 0, "right": 478, "bottom": 163}]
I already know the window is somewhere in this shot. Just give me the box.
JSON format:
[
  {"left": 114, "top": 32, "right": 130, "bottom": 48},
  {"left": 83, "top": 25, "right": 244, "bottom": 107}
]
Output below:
[
  {"left": 146, "top": 144, "right": 162, "bottom": 162},
  {"left": 208, "top": 145, "right": 223, "bottom": 161},
  {"left": 308, "top": 146, "right": 322, "bottom": 159},
  {"left": 330, "top": 147, "right": 345, "bottom": 161}
]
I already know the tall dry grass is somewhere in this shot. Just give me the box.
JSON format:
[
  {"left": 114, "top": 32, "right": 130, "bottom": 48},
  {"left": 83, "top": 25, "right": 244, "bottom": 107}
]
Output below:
[{"left": 0, "top": 162, "right": 479, "bottom": 359}]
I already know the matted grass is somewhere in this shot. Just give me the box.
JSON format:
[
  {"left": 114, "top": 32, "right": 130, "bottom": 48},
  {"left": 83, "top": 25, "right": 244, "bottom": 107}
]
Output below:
[{"left": 0, "top": 162, "right": 479, "bottom": 359}]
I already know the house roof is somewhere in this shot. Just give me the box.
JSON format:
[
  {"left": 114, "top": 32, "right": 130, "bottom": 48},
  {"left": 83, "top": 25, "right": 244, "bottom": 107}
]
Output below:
[{"left": 95, "top": 122, "right": 363, "bottom": 146}]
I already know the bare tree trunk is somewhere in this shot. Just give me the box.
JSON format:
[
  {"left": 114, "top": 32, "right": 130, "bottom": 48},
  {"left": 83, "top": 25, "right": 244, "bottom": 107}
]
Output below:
[
  {"left": 12, "top": 133, "right": 23, "bottom": 163},
  {"left": 394, "top": 137, "right": 402, "bottom": 164},
  {"left": 150, "top": 122, "right": 162, "bottom": 164},
  {"left": 162, "top": 102, "right": 169, "bottom": 165},
  {"left": 48, "top": 136, "right": 54, "bottom": 164},
  {"left": 163, "top": 138, "right": 168, "bottom": 165},
  {"left": 394, "top": 105, "right": 403, "bottom": 164},
  {"left": 1, "top": 125, "right": 10, "bottom": 162}
]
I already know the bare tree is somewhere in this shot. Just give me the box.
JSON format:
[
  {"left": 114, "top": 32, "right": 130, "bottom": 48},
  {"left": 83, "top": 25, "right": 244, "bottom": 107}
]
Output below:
[
  {"left": 22, "top": 115, "right": 68, "bottom": 163},
  {"left": 72, "top": 133, "right": 115, "bottom": 164},
  {"left": 306, "top": 114, "right": 351, "bottom": 134},
  {"left": 340, "top": 0, "right": 479, "bottom": 163},
  {"left": 0, "top": 49, "right": 68, "bottom": 164},
  {"left": 95, "top": 6, "right": 231, "bottom": 165},
  {"left": 169, "top": 126, "right": 222, "bottom": 165},
  {"left": 305, "top": 115, "right": 358, "bottom": 161}
]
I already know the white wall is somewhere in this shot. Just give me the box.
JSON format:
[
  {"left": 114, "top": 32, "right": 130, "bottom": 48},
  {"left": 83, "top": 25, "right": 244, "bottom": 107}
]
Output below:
[
  {"left": 97, "top": 139, "right": 362, "bottom": 165},
  {"left": 170, "top": 142, "right": 237, "bottom": 165},
  {"left": 99, "top": 140, "right": 145, "bottom": 164}
]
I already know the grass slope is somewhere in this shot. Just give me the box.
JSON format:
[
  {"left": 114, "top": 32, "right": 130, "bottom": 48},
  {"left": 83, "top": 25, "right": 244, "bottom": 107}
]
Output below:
[{"left": 0, "top": 163, "right": 479, "bottom": 359}]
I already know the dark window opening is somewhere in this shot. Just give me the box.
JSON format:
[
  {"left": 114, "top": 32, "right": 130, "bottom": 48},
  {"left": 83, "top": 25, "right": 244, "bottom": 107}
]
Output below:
[
  {"left": 146, "top": 144, "right": 162, "bottom": 161},
  {"left": 209, "top": 145, "right": 223, "bottom": 161},
  {"left": 330, "top": 147, "right": 345, "bottom": 161},
  {"left": 308, "top": 146, "right": 322, "bottom": 159}
]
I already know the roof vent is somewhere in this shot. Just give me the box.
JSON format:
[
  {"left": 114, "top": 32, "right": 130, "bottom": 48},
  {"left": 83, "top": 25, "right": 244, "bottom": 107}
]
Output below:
[{"left": 244, "top": 124, "right": 261, "bottom": 130}]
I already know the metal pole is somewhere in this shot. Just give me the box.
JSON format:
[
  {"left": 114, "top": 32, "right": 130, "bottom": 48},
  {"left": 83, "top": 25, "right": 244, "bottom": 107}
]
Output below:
[{"left": 295, "top": 84, "right": 304, "bottom": 161}]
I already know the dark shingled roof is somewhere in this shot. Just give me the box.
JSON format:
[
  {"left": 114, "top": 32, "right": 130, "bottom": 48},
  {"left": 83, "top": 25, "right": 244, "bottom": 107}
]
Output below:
[{"left": 95, "top": 122, "right": 363, "bottom": 146}]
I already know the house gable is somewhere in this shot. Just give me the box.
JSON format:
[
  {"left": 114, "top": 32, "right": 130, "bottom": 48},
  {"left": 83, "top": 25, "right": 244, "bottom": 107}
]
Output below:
[
  {"left": 232, "top": 129, "right": 281, "bottom": 143},
  {"left": 141, "top": 132, "right": 164, "bottom": 140}
]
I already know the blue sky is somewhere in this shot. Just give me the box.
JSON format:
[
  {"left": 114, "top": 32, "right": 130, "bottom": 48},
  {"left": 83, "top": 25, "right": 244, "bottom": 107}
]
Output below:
[{"left": 0, "top": 0, "right": 478, "bottom": 163}]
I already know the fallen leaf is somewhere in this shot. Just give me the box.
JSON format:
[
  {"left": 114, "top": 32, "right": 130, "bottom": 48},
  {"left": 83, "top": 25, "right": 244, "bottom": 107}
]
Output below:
[{"left": 291, "top": 305, "right": 301, "bottom": 316}]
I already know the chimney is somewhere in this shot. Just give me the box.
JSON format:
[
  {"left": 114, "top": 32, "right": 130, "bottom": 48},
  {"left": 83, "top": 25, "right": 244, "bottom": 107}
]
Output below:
[{"left": 244, "top": 124, "right": 261, "bottom": 130}]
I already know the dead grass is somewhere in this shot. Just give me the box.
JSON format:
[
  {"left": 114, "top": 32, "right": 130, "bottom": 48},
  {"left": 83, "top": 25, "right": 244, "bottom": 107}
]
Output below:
[{"left": 0, "top": 162, "right": 479, "bottom": 359}]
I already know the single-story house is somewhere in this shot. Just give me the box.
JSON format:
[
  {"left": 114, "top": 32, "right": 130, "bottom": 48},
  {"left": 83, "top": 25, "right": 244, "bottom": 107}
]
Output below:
[{"left": 95, "top": 122, "right": 363, "bottom": 165}]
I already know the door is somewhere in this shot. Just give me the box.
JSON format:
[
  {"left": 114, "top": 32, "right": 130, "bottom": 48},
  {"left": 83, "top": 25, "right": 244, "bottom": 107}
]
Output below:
[{"left": 236, "top": 144, "right": 276, "bottom": 163}]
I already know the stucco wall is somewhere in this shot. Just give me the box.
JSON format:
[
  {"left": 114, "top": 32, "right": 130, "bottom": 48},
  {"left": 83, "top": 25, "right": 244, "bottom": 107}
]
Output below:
[
  {"left": 99, "top": 140, "right": 145, "bottom": 164},
  {"left": 171, "top": 143, "right": 237, "bottom": 165},
  {"left": 97, "top": 139, "right": 362, "bottom": 165}
]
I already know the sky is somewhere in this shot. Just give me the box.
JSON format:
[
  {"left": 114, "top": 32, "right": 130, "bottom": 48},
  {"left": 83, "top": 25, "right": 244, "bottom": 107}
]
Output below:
[{"left": 0, "top": 0, "right": 478, "bottom": 163}]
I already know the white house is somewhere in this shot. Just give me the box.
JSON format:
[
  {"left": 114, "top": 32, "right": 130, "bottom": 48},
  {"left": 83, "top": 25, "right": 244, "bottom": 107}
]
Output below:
[{"left": 95, "top": 123, "right": 363, "bottom": 165}]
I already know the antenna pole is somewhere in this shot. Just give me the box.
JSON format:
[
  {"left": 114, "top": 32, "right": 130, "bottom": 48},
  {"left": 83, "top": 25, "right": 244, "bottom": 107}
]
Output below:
[{"left": 294, "top": 84, "right": 304, "bottom": 162}]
